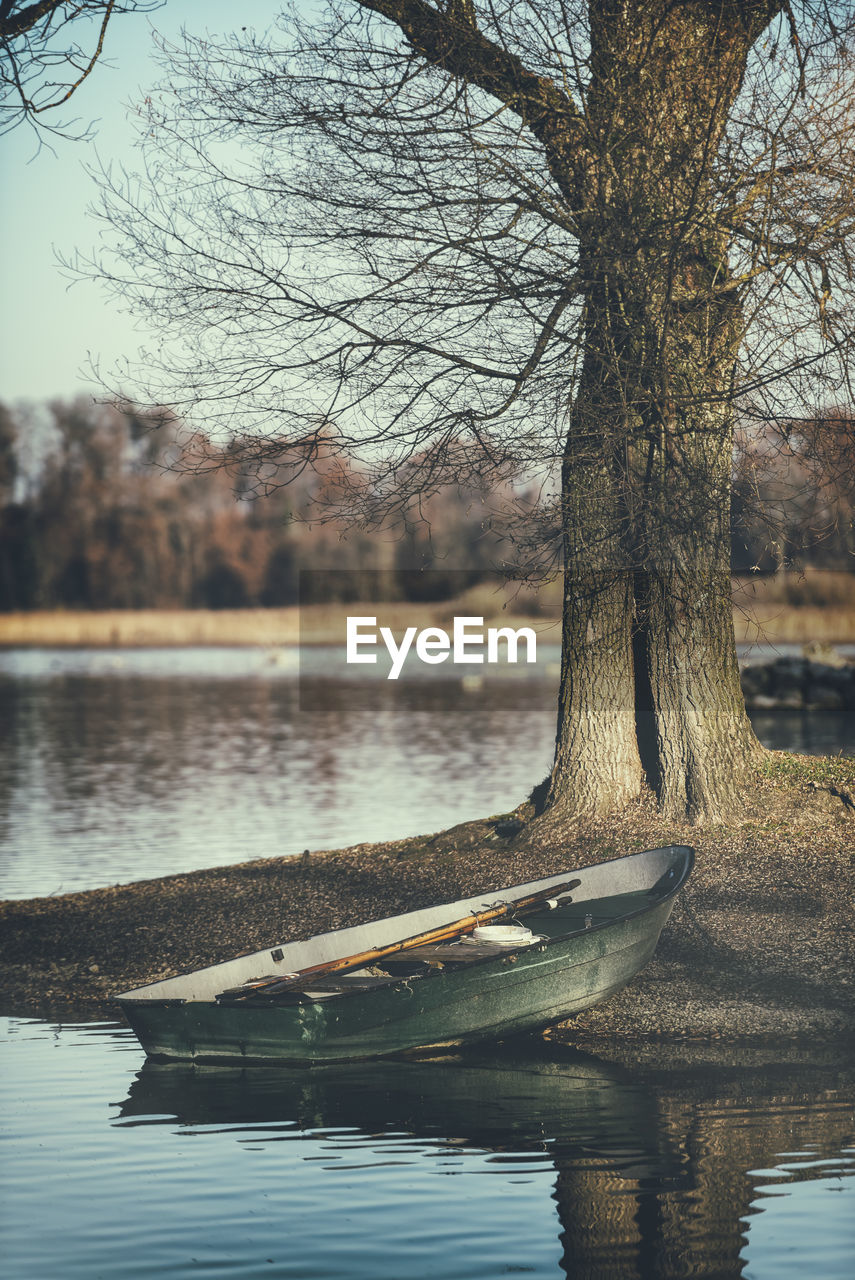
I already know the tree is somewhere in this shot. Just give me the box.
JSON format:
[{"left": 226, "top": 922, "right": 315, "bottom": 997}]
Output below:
[
  {"left": 0, "top": 0, "right": 159, "bottom": 136},
  {"left": 88, "top": 1, "right": 855, "bottom": 823}
]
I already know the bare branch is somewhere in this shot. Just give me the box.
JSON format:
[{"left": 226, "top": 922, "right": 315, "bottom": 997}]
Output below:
[
  {"left": 0, "top": 0, "right": 161, "bottom": 137},
  {"left": 355, "top": 0, "right": 591, "bottom": 198}
]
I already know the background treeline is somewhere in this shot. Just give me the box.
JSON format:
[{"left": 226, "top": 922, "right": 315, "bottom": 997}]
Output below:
[
  {"left": 0, "top": 398, "right": 852, "bottom": 612},
  {"left": 731, "top": 412, "right": 854, "bottom": 576},
  {"left": 0, "top": 398, "right": 521, "bottom": 611}
]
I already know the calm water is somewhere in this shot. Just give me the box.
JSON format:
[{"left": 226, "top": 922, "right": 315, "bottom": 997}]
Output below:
[
  {"left": 1, "top": 645, "right": 853, "bottom": 900},
  {"left": 1, "top": 647, "right": 853, "bottom": 1279},
  {"left": 0, "top": 1020, "right": 852, "bottom": 1280}
]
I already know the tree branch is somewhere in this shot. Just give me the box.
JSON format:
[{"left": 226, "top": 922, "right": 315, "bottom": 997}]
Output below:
[
  {"left": 1, "top": 1, "right": 160, "bottom": 136},
  {"left": 354, "top": 0, "right": 590, "bottom": 198},
  {"left": 0, "top": 2, "right": 58, "bottom": 41}
]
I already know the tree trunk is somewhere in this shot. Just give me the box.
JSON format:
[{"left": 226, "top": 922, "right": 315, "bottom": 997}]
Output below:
[
  {"left": 626, "top": 250, "right": 763, "bottom": 820},
  {"left": 546, "top": 422, "right": 642, "bottom": 818},
  {"left": 543, "top": 0, "right": 768, "bottom": 824},
  {"left": 546, "top": 294, "right": 645, "bottom": 819},
  {"left": 634, "top": 564, "right": 760, "bottom": 821}
]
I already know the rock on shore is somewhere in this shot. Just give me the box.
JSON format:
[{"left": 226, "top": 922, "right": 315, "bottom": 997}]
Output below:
[{"left": 741, "top": 648, "right": 855, "bottom": 712}]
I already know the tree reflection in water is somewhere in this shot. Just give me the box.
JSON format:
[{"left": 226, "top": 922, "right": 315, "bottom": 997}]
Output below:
[{"left": 117, "top": 1040, "right": 854, "bottom": 1279}]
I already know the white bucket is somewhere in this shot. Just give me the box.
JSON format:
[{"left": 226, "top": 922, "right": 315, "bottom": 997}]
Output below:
[{"left": 466, "top": 924, "right": 537, "bottom": 946}]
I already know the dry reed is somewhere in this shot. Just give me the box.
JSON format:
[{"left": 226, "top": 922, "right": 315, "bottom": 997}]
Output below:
[{"left": 1, "top": 572, "right": 853, "bottom": 649}]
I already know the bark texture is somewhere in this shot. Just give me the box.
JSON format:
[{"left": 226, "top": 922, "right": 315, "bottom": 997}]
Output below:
[{"left": 544, "top": 1, "right": 772, "bottom": 821}]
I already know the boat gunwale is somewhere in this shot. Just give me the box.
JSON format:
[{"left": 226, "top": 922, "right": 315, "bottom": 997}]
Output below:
[{"left": 116, "top": 845, "right": 694, "bottom": 1010}]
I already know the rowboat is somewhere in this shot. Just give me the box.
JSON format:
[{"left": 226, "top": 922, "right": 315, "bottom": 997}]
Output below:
[{"left": 116, "top": 843, "right": 693, "bottom": 1063}]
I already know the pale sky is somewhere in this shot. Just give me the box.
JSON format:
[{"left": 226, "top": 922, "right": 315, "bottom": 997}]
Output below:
[{"left": 0, "top": 1, "right": 274, "bottom": 405}]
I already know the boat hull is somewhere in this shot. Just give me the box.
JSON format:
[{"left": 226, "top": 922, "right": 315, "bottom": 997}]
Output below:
[
  {"left": 119, "top": 847, "right": 691, "bottom": 1064},
  {"left": 123, "top": 904, "right": 670, "bottom": 1063}
]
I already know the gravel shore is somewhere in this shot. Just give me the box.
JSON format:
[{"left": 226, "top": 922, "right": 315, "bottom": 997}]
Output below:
[{"left": 2, "top": 753, "right": 853, "bottom": 1046}]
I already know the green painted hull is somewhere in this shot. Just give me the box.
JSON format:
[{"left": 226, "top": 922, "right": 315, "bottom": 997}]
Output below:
[{"left": 118, "top": 845, "right": 693, "bottom": 1063}]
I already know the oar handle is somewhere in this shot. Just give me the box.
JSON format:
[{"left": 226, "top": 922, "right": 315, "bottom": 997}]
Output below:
[{"left": 504, "top": 879, "right": 582, "bottom": 918}]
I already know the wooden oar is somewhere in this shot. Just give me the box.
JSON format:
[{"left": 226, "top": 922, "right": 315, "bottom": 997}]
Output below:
[{"left": 219, "top": 878, "right": 581, "bottom": 1003}]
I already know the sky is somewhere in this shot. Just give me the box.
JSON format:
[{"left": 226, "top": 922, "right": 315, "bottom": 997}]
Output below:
[{"left": 0, "top": 0, "right": 275, "bottom": 405}]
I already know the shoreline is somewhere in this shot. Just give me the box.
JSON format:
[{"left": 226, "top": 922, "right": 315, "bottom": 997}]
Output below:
[
  {"left": 3, "top": 753, "right": 853, "bottom": 1047},
  {"left": 1, "top": 598, "right": 854, "bottom": 649}
]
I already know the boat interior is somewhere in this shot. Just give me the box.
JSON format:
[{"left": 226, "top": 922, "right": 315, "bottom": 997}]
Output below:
[
  {"left": 117, "top": 845, "right": 693, "bottom": 1009},
  {"left": 212, "top": 882, "right": 677, "bottom": 1007}
]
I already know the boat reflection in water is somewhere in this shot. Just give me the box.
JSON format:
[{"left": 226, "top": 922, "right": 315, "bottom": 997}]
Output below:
[{"left": 116, "top": 1041, "right": 855, "bottom": 1279}]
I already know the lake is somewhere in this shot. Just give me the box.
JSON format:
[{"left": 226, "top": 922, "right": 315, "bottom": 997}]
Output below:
[
  {"left": 1, "top": 1019, "right": 852, "bottom": 1280},
  {"left": 1, "top": 646, "right": 853, "bottom": 1279},
  {"left": 1, "top": 645, "right": 853, "bottom": 900}
]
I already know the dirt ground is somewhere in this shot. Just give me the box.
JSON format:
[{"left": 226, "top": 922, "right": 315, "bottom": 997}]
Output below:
[{"left": 1, "top": 750, "right": 853, "bottom": 1046}]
